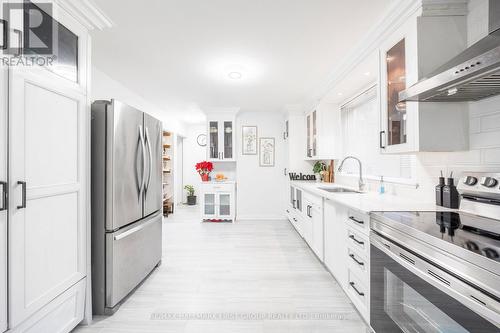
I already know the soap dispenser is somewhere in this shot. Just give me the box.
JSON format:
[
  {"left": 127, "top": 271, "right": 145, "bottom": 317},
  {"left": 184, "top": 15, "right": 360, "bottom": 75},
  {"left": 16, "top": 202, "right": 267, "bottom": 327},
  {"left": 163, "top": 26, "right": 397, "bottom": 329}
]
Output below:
[{"left": 379, "top": 176, "right": 385, "bottom": 194}]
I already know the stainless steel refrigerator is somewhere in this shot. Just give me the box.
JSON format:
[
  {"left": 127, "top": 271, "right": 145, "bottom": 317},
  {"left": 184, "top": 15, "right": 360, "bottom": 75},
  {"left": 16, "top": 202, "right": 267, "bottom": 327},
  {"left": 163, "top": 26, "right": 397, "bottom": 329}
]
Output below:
[{"left": 91, "top": 100, "right": 163, "bottom": 315}]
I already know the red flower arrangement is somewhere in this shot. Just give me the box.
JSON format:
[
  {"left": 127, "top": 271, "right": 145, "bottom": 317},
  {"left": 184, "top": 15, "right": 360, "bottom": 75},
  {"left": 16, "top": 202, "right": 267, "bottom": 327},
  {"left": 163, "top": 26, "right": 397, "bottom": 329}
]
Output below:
[{"left": 195, "top": 161, "right": 213, "bottom": 181}]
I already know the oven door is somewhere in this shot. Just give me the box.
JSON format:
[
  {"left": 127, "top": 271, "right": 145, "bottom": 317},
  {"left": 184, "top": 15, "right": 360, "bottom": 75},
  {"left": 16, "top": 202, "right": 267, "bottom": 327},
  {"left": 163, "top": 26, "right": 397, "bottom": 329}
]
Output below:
[{"left": 370, "top": 233, "right": 500, "bottom": 333}]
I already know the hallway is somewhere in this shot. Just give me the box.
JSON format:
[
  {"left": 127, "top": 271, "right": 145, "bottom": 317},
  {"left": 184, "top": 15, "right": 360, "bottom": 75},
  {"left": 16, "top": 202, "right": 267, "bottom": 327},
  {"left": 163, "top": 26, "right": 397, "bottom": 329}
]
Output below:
[{"left": 75, "top": 206, "right": 368, "bottom": 333}]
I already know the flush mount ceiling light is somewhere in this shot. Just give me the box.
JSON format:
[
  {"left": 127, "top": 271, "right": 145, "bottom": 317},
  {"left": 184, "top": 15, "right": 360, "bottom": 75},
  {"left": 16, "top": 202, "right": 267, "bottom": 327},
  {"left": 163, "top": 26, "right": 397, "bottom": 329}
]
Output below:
[
  {"left": 228, "top": 71, "right": 242, "bottom": 80},
  {"left": 364, "top": 72, "right": 371, "bottom": 76}
]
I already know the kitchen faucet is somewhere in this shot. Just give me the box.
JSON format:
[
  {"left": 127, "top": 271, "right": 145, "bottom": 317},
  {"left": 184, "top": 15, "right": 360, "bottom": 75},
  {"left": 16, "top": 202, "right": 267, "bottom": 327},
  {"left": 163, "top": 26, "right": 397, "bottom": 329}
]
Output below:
[{"left": 338, "top": 156, "right": 366, "bottom": 192}]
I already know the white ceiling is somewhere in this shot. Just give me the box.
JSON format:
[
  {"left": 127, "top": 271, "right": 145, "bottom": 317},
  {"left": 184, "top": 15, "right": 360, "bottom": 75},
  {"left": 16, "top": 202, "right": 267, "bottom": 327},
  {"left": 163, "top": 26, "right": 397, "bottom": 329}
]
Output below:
[{"left": 91, "top": 0, "right": 395, "bottom": 123}]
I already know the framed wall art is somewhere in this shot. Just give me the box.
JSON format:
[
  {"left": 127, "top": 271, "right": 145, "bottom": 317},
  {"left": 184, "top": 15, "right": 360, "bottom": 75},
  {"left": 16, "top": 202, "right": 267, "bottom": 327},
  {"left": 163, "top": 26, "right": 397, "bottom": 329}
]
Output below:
[
  {"left": 242, "top": 126, "right": 258, "bottom": 155},
  {"left": 259, "top": 137, "right": 275, "bottom": 167}
]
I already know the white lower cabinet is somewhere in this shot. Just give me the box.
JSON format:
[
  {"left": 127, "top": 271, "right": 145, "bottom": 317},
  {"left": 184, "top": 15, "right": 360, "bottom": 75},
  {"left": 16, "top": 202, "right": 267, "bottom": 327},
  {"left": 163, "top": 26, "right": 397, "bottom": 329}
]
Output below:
[
  {"left": 324, "top": 200, "right": 347, "bottom": 288},
  {"left": 324, "top": 200, "right": 371, "bottom": 323},
  {"left": 303, "top": 192, "right": 324, "bottom": 261},
  {"left": 201, "top": 182, "right": 236, "bottom": 221}
]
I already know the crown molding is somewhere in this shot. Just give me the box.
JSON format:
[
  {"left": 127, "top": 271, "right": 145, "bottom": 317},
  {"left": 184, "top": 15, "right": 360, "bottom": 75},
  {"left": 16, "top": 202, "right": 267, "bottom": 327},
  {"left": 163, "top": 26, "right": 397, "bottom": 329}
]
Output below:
[
  {"left": 309, "top": 0, "right": 467, "bottom": 106},
  {"left": 55, "top": 0, "right": 113, "bottom": 30}
]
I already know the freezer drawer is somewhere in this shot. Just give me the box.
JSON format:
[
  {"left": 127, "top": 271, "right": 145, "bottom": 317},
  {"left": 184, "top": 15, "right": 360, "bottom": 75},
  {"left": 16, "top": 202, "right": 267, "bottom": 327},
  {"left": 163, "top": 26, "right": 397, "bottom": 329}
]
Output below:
[{"left": 105, "top": 212, "right": 162, "bottom": 309}]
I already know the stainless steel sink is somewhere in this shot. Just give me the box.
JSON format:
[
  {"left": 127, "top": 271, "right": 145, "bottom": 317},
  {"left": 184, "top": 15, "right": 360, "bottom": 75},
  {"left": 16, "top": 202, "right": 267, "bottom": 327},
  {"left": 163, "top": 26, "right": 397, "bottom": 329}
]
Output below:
[{"left": 318, "top": 187, "right": 360, "bottom": 193}]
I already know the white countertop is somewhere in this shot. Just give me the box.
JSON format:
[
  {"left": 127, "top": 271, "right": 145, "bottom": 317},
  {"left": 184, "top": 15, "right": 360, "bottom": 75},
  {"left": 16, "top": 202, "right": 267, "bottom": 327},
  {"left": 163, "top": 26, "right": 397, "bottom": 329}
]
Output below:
[
  {"left": 291, "top": 181, "right": 450, "bottom": 214},
  {"left": 201, "top": 180, "right": 236, "bottom": 184}
]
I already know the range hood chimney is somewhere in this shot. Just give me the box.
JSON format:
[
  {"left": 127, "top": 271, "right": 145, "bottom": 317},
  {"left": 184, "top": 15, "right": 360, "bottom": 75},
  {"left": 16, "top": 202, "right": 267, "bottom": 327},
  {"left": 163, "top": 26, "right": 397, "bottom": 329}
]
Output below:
[{"left": 400, "top": 0, "right": 500, "bottom": 102}]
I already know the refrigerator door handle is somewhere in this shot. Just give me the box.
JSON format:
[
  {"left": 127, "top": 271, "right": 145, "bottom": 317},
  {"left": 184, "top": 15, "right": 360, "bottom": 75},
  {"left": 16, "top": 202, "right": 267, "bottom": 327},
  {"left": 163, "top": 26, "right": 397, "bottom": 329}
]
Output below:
[
  {"left": 144, "top": 127, "right": 153, "bottom": 194},
  {"left": 138, "top": 125, "right": 147, "bottom": 200},
  {"left": 113, "top": 215, "right": 159, "bottom": 241}
]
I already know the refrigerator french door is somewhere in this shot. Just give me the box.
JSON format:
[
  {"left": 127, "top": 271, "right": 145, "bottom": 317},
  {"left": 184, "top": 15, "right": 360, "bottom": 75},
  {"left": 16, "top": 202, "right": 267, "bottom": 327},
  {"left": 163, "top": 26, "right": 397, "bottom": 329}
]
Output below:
[{"left": 91, "top": 100, "right": 162, "bottom": 315}]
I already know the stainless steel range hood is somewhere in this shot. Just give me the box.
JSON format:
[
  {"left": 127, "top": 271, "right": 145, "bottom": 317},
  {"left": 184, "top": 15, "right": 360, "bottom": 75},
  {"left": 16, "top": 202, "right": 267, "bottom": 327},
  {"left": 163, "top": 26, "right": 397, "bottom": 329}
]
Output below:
[{"left": 399, "top": 0, "right": 500, "bottom": 102}]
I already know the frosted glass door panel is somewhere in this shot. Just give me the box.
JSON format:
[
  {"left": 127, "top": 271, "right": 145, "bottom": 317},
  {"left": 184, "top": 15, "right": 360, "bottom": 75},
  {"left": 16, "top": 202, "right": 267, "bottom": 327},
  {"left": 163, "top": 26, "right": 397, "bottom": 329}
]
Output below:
[
  {"left": 204, "top": 193, "right": 215, "bottom": 215},
  {"left": 219, "top": 194, "right": 230, "bottom": 216}
]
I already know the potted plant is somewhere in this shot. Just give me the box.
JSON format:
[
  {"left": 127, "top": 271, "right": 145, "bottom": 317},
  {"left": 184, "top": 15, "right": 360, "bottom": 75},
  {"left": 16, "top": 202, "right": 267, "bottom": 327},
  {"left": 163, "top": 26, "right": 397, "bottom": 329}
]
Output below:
[
  {"left": 195, "top": 161, "right": 213, "bottom": 181},
  {"left": 184, "top": 185, "right": 196, "bottom": 205},
  {"left": 313, "top": 161, "right": 326, "bottom": 182}
]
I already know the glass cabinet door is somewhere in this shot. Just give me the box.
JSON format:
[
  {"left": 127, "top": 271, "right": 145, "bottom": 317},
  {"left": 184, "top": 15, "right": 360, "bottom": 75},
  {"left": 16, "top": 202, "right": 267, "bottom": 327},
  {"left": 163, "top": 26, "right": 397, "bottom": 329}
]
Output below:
[
  {"left": 204, "top": 193, "right": 216, "bottom": 216},
  {"left": 209, "top": 121, "right": 219, "bottom": 159},
  {"left": 306, "top": 114, "right": 311, "bottom": 157},
  {"left": 290, "top": 186, "right": 295, "bottom": 208},
  {"left": 218, "top": 193, "right": 231, "bottom": 217},
  {"left": 296, "top": 189, "right": 302, "bottom": 212},
  {"left": 312, "top": 110, "right": 317, "bottom": 156},
  {"left": 223, "top": 121, "right": 233, "bottom": 159},
  {"left": 386, "top": 39, "right": 407, "bottom": 147}
]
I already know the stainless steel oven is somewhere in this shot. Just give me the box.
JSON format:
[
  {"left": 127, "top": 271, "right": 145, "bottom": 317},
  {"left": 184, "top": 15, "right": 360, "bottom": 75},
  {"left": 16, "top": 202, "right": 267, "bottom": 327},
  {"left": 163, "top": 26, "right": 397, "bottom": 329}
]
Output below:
[{"left": 370, "top": 218, "right": 500, "bottom": 333}]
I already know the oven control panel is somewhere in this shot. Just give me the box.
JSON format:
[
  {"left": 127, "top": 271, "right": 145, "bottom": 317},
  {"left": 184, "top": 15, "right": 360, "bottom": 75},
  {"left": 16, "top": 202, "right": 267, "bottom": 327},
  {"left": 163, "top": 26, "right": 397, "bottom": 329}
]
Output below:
[{"left": 457, "top": 172, "right": 500, "bottom": 199}]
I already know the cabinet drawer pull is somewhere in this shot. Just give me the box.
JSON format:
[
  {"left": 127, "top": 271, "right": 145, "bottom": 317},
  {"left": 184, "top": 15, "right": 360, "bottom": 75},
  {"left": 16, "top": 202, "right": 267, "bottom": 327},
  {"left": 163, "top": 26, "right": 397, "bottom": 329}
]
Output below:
[
  {"left": 349, "top": 234, "right": 364, "bottom": 245},
  {"left": 0, "top": 19, "right": 7, "bottom": 50},
  {"left": 286, "top": 209, "right": 290, "bottom": 213},
  {"left": 0, "top": 181, "right": 6, "bottom": 211},
  {"left": 17, "top": 181, "right": 26, "bottom": 209},
  {"left": 349, "top": 216, "right": 364, "bottom": 225},
  {"left": 349, "top": 254, "right": 364, "bottom": 266},
  {"left": 293, "top": 218, "right": 297, "bottom": 222},
  {"left": 349, "top": 282, "right": 365, "bottom": 296}
]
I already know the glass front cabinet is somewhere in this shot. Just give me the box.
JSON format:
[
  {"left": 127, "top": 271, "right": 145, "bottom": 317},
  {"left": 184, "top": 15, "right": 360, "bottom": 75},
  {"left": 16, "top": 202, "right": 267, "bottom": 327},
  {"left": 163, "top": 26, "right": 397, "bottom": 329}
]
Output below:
[
  {"left": 201, "top": 183, "right": 236, "bottom": 222},
  {"left": 305, "top": 110, "right": 317, "bottom": 158},
  {"left": 379, "top": 11, "right": 469, "bottom": 154},
  {"left": 207, "top": 119, "right": 234, "bottom": 161}
]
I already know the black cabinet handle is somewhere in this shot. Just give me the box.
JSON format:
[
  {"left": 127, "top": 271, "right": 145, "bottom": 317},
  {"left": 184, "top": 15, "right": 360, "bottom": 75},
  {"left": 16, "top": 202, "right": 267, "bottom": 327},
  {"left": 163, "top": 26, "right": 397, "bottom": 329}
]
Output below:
[
  {"left": 379, "top": 131, "right": 386, "bottom": 149},
  {"left": 0, "top": 181, "right": 6, "bottom": 211},
  {"left": 349, "top": 254, "right": 365, "bottom": 266},
  {"left": 17, "top": 181, "right": 26, "bottom": 209},
  {"left": 0, "top": 19, "right": 7, "bottom": 50},
  {"left": 349, "top": 234, "right": 364, "bottom": 245},
  {"left": 13, "top": 28, "right": 22, "bottom": 56},
  {"left": 349, "top": 216, "right": 364, "bottom": 225},
  {"left": 286, "top": 209, "right": 289, "bottom": 213},
  {"left": 349, "top": 282, "right": 365, "bottom": 296}
]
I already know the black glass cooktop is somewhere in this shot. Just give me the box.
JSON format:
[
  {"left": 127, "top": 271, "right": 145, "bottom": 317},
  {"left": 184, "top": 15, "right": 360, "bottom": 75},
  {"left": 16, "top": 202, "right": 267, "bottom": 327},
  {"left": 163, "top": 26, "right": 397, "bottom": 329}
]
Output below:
[{"left": 375, "top": 211, "right": 500, "bottom": 262}]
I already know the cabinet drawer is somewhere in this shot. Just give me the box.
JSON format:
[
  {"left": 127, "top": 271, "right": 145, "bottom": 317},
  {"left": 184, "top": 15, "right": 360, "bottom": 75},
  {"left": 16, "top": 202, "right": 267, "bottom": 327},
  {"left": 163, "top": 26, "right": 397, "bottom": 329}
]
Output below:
[
  {"left": 346, "top": 209, "right": 369, "bottom": 234},
  {"left": 347, "top": 248, "right": 368, "bottom": 281},
  {"left": 347, "top": 269, "right": 369, "bottom": 321},
  {"left": 202, "top": 183, "right": 234, "bottom": 192},
  {"left": 346, "top": 228, "right": 369, "bottom": 258}
]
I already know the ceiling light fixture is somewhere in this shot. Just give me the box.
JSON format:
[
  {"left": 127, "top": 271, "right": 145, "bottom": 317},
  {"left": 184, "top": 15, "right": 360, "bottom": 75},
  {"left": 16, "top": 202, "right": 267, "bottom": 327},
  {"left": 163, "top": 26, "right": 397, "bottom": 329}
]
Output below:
[
  {"left": 337, "top": 92, "right": 343, "bottom": 96},
  {"left": 228, "top": 71, "right": 242, "bottom": 80},
  {"left": 364, "top": 72, "right": 370, "bottom": 76}
]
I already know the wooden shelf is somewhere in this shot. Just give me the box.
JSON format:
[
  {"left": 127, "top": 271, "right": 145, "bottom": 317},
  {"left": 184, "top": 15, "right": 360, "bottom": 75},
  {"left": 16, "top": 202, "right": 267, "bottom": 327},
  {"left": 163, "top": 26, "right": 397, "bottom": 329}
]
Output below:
[
  {"left": 163, "top": 156, "right": 171, "bottom": 160},
  {"left": 163, "top": 144, "right": 171, "bottom": 148}
]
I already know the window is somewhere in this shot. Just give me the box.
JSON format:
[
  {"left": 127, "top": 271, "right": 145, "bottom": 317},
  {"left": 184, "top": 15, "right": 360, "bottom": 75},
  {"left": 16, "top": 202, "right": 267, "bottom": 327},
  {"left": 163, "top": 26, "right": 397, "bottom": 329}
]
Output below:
[{"left": 340, "top": 86, "right": 415, "bottom": 182}]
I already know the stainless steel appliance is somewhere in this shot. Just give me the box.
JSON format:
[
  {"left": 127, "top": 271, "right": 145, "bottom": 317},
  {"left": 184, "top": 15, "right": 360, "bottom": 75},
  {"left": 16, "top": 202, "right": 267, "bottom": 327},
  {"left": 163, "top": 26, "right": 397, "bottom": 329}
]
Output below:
[
  {"left": 400, "top": 0, "right": 500, "bottom": 102},
  {"left": 91, "top": 100, "right": 163, "bottom": 315},
  {"left": 370, "top": 172, "right": 500, "bottom": 332}
]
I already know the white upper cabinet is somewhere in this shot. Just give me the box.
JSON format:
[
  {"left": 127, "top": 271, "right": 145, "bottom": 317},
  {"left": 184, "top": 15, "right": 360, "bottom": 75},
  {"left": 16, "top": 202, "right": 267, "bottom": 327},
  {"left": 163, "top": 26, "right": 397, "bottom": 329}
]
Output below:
[
  {"left": 304, "top": 103, "right": 339, "bottom": 160},
  {"left": 379, "top": 9, "right": 469, "bottom": 153},
  {"left": 207, "top": 118, "right": 235, "bottom": 162}
]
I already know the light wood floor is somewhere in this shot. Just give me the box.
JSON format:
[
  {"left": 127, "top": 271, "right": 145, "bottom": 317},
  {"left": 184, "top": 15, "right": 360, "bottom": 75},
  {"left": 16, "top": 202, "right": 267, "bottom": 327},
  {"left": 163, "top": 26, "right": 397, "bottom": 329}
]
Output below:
[{"left": 74, "top": 205, "right": 368, "bottom": 333}]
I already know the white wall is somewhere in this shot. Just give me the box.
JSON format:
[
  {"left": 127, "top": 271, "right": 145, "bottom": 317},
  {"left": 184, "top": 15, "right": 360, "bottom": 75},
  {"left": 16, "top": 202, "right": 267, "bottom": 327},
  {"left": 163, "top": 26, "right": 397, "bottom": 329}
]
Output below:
[
  {"left": 91, "top": 67, "right": 186, "bottom": 136},
  {"left": 182, "top": 123, "right": 207, "bottom": 203},
  {"left": 236, "top": 112, "right": 286, "bottom": 220}
]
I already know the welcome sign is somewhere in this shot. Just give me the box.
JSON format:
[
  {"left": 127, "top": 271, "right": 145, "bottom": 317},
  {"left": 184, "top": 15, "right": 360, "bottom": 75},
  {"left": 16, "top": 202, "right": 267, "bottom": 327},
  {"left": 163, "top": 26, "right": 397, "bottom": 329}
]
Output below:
[{"left": 288, "top": 173, "right": 316, "bottom": 181}]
